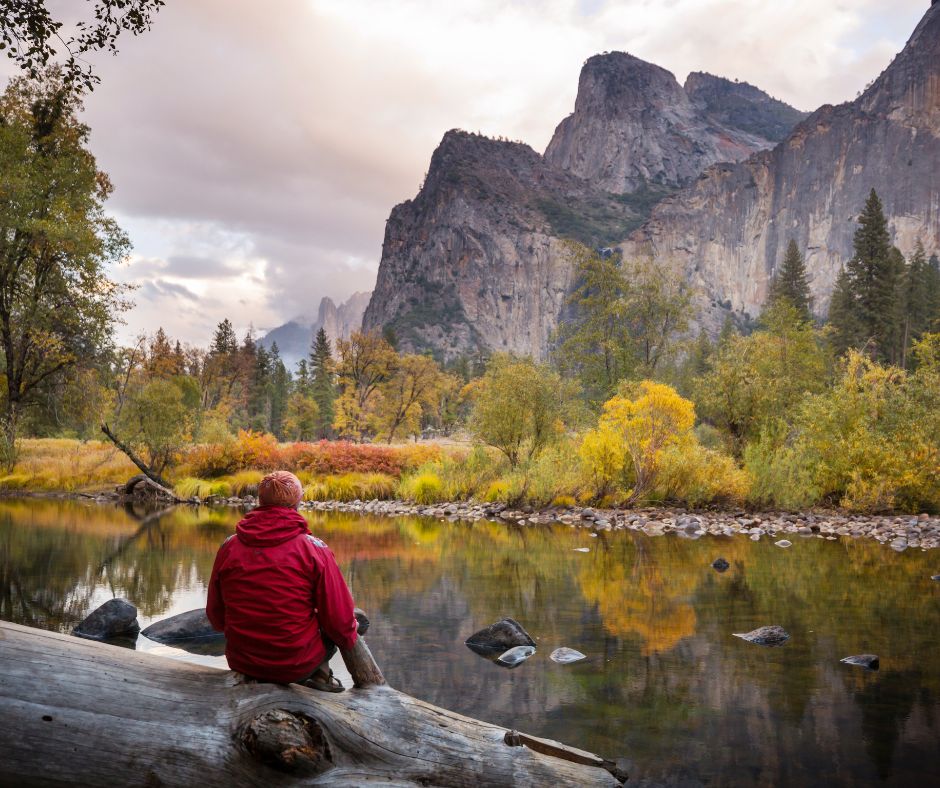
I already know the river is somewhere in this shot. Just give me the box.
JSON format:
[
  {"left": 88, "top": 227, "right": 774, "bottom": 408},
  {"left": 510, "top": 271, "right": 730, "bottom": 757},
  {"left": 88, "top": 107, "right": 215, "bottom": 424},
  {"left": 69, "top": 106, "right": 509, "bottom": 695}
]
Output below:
[{"left": 2, "top": 497, "right": 938, "bottom": 786}]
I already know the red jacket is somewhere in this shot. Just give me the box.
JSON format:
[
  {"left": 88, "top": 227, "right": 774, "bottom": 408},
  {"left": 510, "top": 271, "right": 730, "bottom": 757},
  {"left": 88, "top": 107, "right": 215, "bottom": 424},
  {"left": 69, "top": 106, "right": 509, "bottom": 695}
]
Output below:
[{"left": 206, "top": 506, "right": 358, "bottom": 682}]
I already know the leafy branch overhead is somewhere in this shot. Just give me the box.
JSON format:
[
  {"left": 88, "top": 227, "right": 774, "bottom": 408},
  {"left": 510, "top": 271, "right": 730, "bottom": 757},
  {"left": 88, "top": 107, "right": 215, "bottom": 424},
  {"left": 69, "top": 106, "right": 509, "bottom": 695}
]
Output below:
[{"left": 0, "top": 0, "right": 165, "bottom": 92}]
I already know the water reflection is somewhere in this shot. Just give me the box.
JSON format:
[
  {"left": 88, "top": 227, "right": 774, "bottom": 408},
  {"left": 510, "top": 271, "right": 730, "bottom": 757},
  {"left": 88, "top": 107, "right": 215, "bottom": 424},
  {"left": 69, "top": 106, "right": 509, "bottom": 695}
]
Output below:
[{"left": 1, "top": 498, "right": 939, "bottom": 786}]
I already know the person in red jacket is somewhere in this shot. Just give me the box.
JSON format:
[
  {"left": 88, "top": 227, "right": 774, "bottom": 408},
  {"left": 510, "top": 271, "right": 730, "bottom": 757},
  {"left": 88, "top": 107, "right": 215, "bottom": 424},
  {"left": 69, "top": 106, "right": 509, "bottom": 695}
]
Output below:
[{"left": 206, "top": 470, "right": 358, "bottom": 691}]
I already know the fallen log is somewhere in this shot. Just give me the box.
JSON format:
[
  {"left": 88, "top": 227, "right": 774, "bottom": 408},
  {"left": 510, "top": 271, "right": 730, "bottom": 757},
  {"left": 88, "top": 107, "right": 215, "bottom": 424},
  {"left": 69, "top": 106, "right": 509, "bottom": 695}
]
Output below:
[
  {"left": 0, "top": 620, "right": 624, "bottom": 786},
  {"left": 100, "top": 423, "right": 175, "bottom": 492}
]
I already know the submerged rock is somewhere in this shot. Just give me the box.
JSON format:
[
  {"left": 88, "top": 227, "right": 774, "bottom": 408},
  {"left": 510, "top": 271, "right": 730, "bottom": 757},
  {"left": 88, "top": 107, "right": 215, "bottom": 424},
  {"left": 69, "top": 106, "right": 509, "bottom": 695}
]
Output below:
[
  {"left": 573, "top": 547, "right": 590, "bottom": 553},
  {"left": 550, "top": 647, "right": 586, "bottom": 664},
  {"left": 732, "top": 625, "right": 790, "bottom": 647},
  {"left": 496, "top": 645, "right": 535, "bottom": 668},
  {"left": 465, "top": 618, "right": 536, "bottom": 656},
  {"left": 712, "top": 557, "right": 730, "bottom": 573},
  {"left": 931, "top": 575, "right": 940, "bottom": 581},
  {"left": 840, "top": 654, "right": 880, "bottom": 670},
  {"left": 73, "top": 599, "right": 140, "bottom": 642},
  {"left": 774, "top": 540, "right": 792, "bottom": 548}
]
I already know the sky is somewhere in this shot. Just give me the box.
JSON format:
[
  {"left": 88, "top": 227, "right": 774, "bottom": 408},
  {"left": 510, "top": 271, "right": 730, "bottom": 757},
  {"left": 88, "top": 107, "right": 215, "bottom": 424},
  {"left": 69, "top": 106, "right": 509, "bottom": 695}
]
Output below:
[{"left": 7, "top": 0, "right": 930, "bottom": 345}]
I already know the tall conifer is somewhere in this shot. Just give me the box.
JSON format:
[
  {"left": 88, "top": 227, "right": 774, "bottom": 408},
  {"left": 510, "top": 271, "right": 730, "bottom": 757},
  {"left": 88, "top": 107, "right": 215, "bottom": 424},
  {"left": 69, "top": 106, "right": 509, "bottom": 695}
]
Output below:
[
  {"left": 309, "top": 328, "right": 337, "bottom": 439},
  {"left": 768, "top": 239, "right": 813, "bottom": 321}
]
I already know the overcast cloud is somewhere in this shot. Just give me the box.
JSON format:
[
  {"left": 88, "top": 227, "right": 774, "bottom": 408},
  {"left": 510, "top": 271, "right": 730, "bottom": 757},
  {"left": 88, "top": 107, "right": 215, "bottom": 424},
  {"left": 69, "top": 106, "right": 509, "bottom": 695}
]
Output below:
[{"left": 17, "top": 0, "right": 928, "bottom": 344}]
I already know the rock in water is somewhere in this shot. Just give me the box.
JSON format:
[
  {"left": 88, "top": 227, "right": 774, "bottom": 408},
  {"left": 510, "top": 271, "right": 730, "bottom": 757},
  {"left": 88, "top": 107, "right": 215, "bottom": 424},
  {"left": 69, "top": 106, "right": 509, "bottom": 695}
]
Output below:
[
  {"left": 774, "top": 540, "right": 792, "bottom": 548},
  {"left": 931, "top": 575, "right": 940, "bottom": 582},
  {"left": 465, "top": 618, "right": 536, "bottom": 656},
  {"left": 140, "top": 607, "right": 224, "bottom": 656},
  {"left": 142, "top": 608, "right": 219, "bottom": 643},
  {"left": 841, "top": 654, "right": 880, "bottom": 670},
  {"left": 712, "top": 557, "right": 730, "bottom": 573},
  {"left": 73, "top": 599, "right": 140, "bottom": 641},
  {"left": 496, "top": 645, "right": 535, "bottom": 668},
  {"left": 573, "top": 547, "right": 590, "bottom": 552},
  {"left": 550, "top": 647, "right": 586, "bottom": 664},
  {"left": 732, "top": 625, "right": 790, "bottom": 647}
]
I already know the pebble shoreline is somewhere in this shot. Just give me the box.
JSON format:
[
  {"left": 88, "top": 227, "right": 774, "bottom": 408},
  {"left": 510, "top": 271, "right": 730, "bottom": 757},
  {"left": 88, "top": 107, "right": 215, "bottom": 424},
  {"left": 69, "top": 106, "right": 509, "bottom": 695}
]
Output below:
[{"left": 194, "top": 495, "right": 939, "bottom": 552}]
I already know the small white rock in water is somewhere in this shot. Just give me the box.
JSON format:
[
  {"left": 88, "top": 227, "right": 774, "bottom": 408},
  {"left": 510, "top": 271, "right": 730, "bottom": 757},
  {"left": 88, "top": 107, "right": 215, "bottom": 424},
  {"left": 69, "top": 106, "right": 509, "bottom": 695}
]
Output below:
[
  {"left": 840, "top": 654, "right": 879, "bottom": 670},
  {"left": 732, "top": 625, "right": 790, "bottom": 646},
  {"left": 573, "top": 547, "right": 590, "bottom": 552},
  {"left": 496, "top": 645, "right": 535, "bottom": 667},
  {"left": 775, "top": 540, "right": 792, "bottom": 548},
  {"left": 550, "top": 647, "right": 586, "bottom": 664}
]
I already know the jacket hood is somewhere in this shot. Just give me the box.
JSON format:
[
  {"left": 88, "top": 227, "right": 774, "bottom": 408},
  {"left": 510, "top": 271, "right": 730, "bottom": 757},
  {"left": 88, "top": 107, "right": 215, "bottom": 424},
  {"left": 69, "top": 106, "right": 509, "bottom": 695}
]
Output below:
[{"left": 236, "top": 506, "right": 309, "bottom": 547}]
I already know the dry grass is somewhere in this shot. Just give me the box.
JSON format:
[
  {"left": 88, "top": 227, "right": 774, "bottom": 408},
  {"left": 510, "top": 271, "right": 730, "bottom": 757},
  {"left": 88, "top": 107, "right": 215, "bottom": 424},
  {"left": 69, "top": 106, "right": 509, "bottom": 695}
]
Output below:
[{"left": 0, "top": 439, "right": 137, "bottom": 492}]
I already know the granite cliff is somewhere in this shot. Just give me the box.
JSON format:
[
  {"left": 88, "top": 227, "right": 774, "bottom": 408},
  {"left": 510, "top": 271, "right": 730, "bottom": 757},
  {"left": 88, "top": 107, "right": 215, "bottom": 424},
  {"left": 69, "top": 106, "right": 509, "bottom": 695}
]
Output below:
[
  {"left": 362, "top": 131, "right": 646, "bottom": 359},
  {"left": 544, "top": 54, "right": 806, "bottom": 193},
  {"left": 621, "top": 3, "right": 940, "bottom": 330},
  {"left": 364, "top": 53, "right": 804, "bottom": 358}
]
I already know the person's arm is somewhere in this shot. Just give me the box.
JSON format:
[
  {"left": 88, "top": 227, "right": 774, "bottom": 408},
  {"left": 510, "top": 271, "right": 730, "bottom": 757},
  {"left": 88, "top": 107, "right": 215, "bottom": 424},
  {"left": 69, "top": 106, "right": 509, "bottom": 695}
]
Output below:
[
  {"left": 206, "top": 539, "right": 231, "bottom": 632},
  {"left": 312, "top": 544, "right": 358, "bottom": 652}
]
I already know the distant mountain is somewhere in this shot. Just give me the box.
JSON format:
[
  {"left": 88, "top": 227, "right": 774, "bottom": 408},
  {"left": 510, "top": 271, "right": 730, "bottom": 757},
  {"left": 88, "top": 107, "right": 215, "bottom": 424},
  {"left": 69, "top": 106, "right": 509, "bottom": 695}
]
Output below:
[{"left": 259, "top": 291, "right": 371, "bottom": 369}]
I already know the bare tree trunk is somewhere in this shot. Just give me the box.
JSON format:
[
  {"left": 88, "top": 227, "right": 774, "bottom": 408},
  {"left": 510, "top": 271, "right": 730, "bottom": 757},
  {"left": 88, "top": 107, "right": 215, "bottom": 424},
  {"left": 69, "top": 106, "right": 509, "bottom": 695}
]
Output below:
[
  {"left": 100, "top": 423, "right": 173, "bottom": 490},
  {"left": 0, "top": 621, "right": 624, "bottom": 787}
]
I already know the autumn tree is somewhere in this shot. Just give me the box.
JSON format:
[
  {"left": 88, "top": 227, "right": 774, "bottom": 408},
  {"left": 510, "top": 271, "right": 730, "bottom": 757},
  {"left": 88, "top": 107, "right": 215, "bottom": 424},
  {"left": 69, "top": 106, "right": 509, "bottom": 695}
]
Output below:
[
  {"left": 694, "top": 300, "right": 831, "bottom": 456},
  {"left": 333, "top": 331, "right": 396, "bottom": 440},
  {"left": 0, "top": 75, "right": 130, "bottom": 467},
  {"left": 586, "top": 381, "right": 696, "bottom": 504},
  {"left": 374, "top": 354, "right": 446, "bottom": 443},
  {"left": 469, "top": 354, "right": 574, "bottom": 468}
]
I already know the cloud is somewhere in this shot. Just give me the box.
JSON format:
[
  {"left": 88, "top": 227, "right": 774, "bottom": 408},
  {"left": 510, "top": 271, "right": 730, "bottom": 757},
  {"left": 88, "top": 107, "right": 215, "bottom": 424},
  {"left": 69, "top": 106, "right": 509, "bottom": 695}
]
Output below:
[{"left": 54, "top": 0, "right": 929, "bottom": 344}]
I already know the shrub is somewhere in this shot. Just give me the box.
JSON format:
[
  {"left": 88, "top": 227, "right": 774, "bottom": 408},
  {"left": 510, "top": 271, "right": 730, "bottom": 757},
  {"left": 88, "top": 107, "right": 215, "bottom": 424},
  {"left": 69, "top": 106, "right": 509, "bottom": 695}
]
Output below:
[
  {"left": 655, "top": 442, "right": 750, "bottom": 507},
  {"left": 398, "top": 470, "right": 446, "bottom": 504},
  {"left": 228, "top": 470, "right": 264, "bottom": 497},
  {"left": 483, "top": 479, "right": 511, "bottom": 503},
  {"left": 552, "top": 495, "right": 577, "bottom": 508}
]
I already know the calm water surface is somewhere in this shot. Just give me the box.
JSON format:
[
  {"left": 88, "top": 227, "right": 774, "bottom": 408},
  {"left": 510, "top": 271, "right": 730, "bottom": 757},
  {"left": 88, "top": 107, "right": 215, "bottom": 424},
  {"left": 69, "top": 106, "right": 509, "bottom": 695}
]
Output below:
[{"left": 2, "top": 498, "right": 939, "bottom": 786}]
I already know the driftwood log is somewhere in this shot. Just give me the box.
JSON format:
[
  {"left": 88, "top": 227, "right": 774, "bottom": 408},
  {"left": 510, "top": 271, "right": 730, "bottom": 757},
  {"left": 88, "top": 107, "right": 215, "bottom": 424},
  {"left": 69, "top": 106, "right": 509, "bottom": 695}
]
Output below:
[{"left": 0, "top": 621, "right": 623, "bottom": 786}]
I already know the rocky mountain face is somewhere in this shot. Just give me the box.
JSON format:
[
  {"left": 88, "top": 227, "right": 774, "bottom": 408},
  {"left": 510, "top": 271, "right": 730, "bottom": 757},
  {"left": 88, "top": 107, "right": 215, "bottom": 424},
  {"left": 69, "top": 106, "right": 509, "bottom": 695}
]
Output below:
[
  {"left": 260, "top": 291, "right": 371, "bottom": 368},
  {"left": 621, "top": 3, "right": 940, "bottom": 330},
  {"left": 543, "top": 53, "right": 806, "bottom": 193},
  {"left": 362, "top": 130, "right": 649, "bottom": 359}
]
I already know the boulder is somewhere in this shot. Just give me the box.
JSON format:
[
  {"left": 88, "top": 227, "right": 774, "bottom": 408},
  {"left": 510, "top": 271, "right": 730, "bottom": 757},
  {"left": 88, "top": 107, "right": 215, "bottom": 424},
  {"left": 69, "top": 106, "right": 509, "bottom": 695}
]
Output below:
[
  {"left": 465, "top": 618, "right": 536, "bottom": 656},
  {"left": 142, "top": 608, "right": 221, "bottom": 643},
  {"left": 712, "top": 557, "right": 730, "bottom": 573},
  {"left": 840, "top": 654, "right": 879, "bottom": 670},
  {"left": 73, "top": 599, "right": 140, "bottom": 642},
  {"left": 732, "top": 625, "right": 790, "bottom": 647}
]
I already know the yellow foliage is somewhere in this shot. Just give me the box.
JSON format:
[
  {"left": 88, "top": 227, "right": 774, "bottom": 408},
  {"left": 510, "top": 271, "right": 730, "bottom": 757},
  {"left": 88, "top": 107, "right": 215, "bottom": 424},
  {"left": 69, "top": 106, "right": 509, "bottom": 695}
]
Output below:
[
  {"left": 654, "top": 442, "right": 751, "bottom": 507},
  {"left": 398, "top": 470, "right": 446, "bottom": 504}
]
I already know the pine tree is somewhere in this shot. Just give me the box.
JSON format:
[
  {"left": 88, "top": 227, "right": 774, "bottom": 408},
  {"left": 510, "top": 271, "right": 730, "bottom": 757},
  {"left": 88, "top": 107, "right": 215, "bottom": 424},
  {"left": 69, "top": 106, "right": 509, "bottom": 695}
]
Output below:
[
  {"left": 927, "top": 253, "right": 940, "bottom": 332},
  {"left": 294, "top": 358, "right": 311, "bottom": 395},
  {"left": 309, "top": 328, "right": 337, "bottom": 439},
  {"left": 847, "top": 190, "right": 898, "bottom": 361},
  {"left": 268, "top": 343, "right": 290, "bottom": 439},
  {"left": 767, "top": 239, "right": 813, "bottom": 321},
  {"left": 900, "top": 241, "right": 932, "bottom": 366},
  {"left": 210, "top": 319, "right": 238, "bottom": 356},
  {"left": 828, "top": 267, "right": 861, "bottom": 356}
]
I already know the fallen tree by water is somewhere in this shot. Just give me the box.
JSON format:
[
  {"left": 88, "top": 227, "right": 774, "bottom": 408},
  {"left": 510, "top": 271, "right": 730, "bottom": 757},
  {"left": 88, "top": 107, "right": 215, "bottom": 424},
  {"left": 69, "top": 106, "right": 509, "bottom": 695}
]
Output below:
[{"left": 0, "top": 620, "right": 624, "bottom": 786}]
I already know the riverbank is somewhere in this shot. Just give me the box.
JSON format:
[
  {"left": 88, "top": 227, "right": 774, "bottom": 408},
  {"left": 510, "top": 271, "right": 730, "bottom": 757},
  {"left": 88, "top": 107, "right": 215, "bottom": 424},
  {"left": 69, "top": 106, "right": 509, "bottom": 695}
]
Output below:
[{"left": 11, "top": 486, "right": 939, "bottom": 553}]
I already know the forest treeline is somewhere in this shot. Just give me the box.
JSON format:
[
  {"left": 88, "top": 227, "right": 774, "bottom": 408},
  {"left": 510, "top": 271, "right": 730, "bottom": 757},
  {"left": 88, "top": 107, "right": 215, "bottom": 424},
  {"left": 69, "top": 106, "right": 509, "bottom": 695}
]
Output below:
[{"left": 2, "top": 73, "right": 940, "bottom": 513}]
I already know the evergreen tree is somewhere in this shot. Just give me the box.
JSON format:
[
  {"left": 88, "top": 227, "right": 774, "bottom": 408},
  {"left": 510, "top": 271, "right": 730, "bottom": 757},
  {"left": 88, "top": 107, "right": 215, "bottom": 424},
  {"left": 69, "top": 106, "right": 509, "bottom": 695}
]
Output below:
[
  {"left": 268, "top": 343, "right": 290, "bottom": 439},
  {"left": 247, "top": 343, "right": 270, "bottom": 431},
  {"left": 828, "top": 267, "right": 862, "bottom": 356},
  {"left": 294, "top": 358, "right": 311, "bottom": 395},
  {"left": 828, "top": 190, "right": 900, "bottom": 363},
  {"left": 927, "top": 253, "right": 940, "bottom": 332},
  {"left": 309, "top": 328, "right": 337, "bottom": 439},
  {"left": 210, "top": 319, "right": 238, "bottom": 356},
  {"left": 767, "top": 239, "right": 812, "bottom": 321}
]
